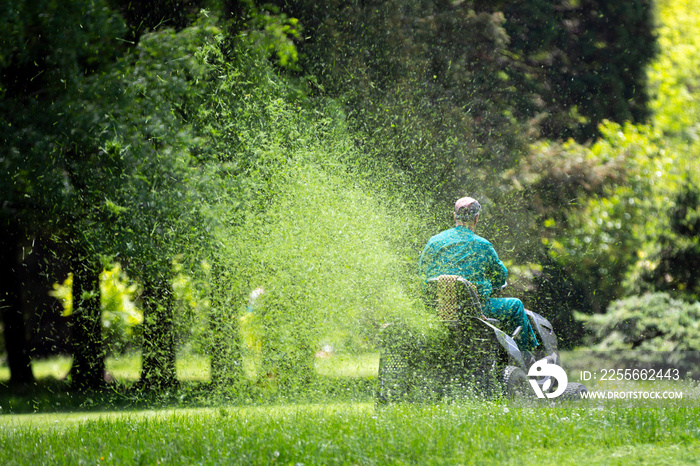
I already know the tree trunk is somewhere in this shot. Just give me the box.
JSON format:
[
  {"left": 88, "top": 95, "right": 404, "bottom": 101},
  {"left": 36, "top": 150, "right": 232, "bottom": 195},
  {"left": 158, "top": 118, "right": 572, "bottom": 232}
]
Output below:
[
  {"left": 210, "top": 310, "right": 244, "bottom": 386},
  {"left": 209, "top": 262, "right": 243, "bottom": 387},
  {"left": 0, "top": 219, "right": 35, "bottom": 385},
  {"left": 70, "top": 261, "right": 106, "bottom": 390},
  {"left": 138, "top": 279, "right": 178, "bottom": 390}
]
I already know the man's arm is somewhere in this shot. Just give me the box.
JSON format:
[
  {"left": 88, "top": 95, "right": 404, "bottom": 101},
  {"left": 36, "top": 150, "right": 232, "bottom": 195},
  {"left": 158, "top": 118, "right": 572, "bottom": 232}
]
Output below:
[{"left": 482, "top": 242, "right": 507, "bottom": 289}]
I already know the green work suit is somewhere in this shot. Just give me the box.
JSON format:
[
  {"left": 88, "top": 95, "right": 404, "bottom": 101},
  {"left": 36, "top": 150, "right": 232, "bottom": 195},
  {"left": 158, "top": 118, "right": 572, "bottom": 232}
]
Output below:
[{"left": 419, "top": 226, "right": 538, "bottom": 351}]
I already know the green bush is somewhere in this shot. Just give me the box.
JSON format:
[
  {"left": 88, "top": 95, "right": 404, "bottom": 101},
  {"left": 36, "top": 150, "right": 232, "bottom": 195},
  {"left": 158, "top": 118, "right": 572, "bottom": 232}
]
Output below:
[{"left": 576, "top": 293, "right": 700, "bottom": 352}]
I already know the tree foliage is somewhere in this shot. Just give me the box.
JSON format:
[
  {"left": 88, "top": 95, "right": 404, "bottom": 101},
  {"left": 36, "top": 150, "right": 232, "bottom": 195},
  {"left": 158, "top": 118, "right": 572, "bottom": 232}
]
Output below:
[
  {"left": 267, "top": 0, "right": 656, "bottom": 198},
  {"left": 648, "top": 0, "right": 700, "bottom": 141},
  {"left": 1, "top": 0, "right": 222, "bottom": 387},
  {"left": 494, "top": 0, "right": 656, "bottom": 141},
  {"left": 517, "top": 121, "right": 674, "bottom": 313},
  {"left": 510, "top": 0, "right": 700, "bottom": 338}
]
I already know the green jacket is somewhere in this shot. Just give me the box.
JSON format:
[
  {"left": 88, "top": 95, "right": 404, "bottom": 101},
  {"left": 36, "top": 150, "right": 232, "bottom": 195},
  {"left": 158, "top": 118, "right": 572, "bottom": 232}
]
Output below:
[{"left": 419, "top": 226, "right": 507, "bottom": 299}]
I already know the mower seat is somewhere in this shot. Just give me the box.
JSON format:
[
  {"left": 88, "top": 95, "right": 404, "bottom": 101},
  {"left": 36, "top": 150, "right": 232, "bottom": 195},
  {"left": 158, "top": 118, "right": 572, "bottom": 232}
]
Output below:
[{"left": 426, "top": 275, "right": 486, "bottom": 323}]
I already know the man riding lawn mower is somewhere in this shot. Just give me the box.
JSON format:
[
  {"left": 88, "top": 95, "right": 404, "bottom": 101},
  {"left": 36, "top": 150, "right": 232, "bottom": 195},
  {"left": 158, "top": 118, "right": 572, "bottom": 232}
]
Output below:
[{"left": 376, "top": 197, "right": 587, "bottom": 402}]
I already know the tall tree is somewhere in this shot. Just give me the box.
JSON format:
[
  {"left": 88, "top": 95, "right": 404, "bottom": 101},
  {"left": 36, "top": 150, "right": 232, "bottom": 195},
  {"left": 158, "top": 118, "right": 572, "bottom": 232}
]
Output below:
[
  {"left": 485, "top": 0, "right": 656, "bottom": 141},
  {"left": 208, "top": 260, "right": 243, "bottom": 387},
  {"left": 138, "top": 279, "right": 178, "bottom": 389},
  {"left": 1, "top": 0, "right": 221, "bottom": 388},
  {"left": 0, "top": 0, "right": 128, "bottom": 384},
  {"left": 0, "top": 218, "right": 34, "bottom": 385},
  {"left": 69, "top": 259, "right": 105, "bottom": 390}
]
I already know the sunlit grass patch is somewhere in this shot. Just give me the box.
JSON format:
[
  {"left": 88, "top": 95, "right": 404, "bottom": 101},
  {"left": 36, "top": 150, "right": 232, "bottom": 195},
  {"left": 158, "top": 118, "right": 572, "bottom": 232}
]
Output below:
[
  {"left": 106, "top": 351, "right": 211, "bottom": 382},
  {"left": 32, "top": 357, "right": 72, "bottom": 380},
  {"left": 2, "top": 351, "right": 379, "bottom": 385},
  {"left": 0, "top": 352, "right": 212, "bottom": 385},
  {"left": 530, "top": 443, "right": 700, "bottom": 466},
  {"left": 175, "top": 352, "right": 210, "bottom": 381},
  {"left": 0, "top": 357, "right": 72, "bottom": 383},
  {"left": 103, "top": 353, "right": 139, "bottom": 381},
  {"left": 314, "top": 352, "right": 379, "bottom": 378}
]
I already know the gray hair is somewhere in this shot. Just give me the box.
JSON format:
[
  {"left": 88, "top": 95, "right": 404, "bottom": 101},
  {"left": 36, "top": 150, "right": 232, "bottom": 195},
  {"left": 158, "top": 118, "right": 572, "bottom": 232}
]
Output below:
[{"left": 455, "top": 200, "right": 481, "bottom": 222}]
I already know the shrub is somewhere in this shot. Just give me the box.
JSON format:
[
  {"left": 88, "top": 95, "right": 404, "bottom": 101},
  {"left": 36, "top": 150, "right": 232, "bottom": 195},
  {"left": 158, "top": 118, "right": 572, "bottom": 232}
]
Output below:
[{"left": 576, "top": 292, "right": 700, "bottom": 352}]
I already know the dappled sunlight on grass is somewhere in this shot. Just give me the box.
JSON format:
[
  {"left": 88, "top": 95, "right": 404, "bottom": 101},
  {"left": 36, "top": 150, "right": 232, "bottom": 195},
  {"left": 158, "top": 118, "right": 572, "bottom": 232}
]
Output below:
[
  {"left": 107, "top": 352, "right": 211, "bottom": 382},
  {"left": 2, "top": 352, "right": 380, "bottom": 384},
  {"left": 0, "top": 402, "right": 377, "bottom": 430},
  {"left": 33, "top": 357, "right": 72, "bottom": 380},
  {"left": 0, "top": 357, "right": 72, "bottom": 383},
  {"left": 1, "top": 353, "right": 213, "bottom": 384}
]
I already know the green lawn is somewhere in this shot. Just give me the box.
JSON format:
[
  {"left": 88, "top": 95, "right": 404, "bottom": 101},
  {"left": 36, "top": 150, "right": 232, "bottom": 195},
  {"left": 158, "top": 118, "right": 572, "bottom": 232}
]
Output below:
[
  {"left": 1, "top": 398, "right": 699, "bottom": 465},
  {"left": 1, "top": 352, "right": 699, "bottom": 464}
]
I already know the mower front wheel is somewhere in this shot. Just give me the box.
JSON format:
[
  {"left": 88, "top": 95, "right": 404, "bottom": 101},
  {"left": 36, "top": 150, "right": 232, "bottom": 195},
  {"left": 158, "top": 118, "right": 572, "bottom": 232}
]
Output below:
[{"left": 561, "top": 382, "right": 588, "bottom": 400}]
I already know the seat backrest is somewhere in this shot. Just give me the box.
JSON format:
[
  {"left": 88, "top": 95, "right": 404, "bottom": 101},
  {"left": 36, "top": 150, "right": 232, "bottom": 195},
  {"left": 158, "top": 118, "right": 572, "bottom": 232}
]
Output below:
[{"left": 426, "top": 275, "right": 484, "bottom": 322}]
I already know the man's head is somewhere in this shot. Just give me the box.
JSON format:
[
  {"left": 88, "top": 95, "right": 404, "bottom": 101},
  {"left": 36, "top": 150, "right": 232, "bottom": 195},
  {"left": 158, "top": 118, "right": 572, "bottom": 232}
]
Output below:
[{"left": 454, "top": 197, "right": 481, "bottom": 226}]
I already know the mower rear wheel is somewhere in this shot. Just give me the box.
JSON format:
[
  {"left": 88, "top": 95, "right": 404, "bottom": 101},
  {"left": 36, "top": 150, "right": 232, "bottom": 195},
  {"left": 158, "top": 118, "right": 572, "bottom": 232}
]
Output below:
[{"left": 502, "top": 365, "right": 532, "bottom": 399}]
